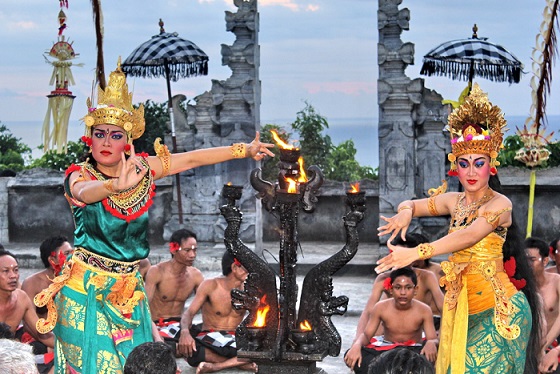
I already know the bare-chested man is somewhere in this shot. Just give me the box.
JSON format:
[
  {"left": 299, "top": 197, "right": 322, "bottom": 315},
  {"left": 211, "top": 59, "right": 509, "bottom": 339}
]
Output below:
[
  {"left": 22, "top": 235, "right": 73, "bottom": 320},
  {"left": 354, "top": 234, "right": 444, "bottom": 339},
  {"left": 178, "top": 251, "right": 256, "bottom": 374},
  {"left": 547, "top": 237, "right": 560, "bottom": 274},
  {"left": 525, "top": 237, "right": 560, "bottom": 350},
  {"left": 145, "top": 229, "right": 203, "bottom": 347},
  {"left": 0, "top": 250, "right": 54, "bottom": 348},
  {"left": 345, "top": 267, "right": 438, "bottom": 373}
]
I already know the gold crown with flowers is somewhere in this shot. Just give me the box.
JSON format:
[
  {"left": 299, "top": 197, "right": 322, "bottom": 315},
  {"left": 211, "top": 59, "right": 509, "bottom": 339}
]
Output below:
[
  {"left": 82, "top": 58, "right": 145, "bottom": 141},
  {"left": 446, "top": 84, "right": 507, "bottom": 176}
]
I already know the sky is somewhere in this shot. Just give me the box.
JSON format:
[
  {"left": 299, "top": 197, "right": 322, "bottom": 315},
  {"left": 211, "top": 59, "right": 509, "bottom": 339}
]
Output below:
[{"left": 1, "top": 1, "right": 559, "bottom": 153}]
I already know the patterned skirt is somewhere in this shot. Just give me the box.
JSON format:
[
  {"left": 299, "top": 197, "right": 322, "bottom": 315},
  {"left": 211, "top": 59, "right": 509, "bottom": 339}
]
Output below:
[
  {"left": 443, "top": 291, "right": 531, "bottom": 374},
  {"left": 50, "top": 251, "right": 153, "bottom": 373}
]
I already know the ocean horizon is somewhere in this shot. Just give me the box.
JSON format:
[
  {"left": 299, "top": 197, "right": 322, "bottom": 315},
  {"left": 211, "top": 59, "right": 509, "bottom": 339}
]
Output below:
[{"left": 3, "top": 115, "right": 559, "bottom": 169}]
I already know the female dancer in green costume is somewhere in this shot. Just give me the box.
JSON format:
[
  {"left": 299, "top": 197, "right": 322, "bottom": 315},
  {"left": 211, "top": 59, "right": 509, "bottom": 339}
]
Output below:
[{"left": 34, "top": 60, "right": 274, "bottom": 373}]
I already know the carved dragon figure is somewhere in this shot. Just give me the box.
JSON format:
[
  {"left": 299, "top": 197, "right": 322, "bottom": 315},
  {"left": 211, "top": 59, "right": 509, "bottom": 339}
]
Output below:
[
  {"left": 296, "top": 205, "right": 365, "bottom": 356},
  {"left": 220, "top": 203, "right": 280, "bottom": 358}
]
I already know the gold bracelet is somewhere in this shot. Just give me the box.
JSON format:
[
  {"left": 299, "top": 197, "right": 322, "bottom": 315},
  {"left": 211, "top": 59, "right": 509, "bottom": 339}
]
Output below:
[
  {"left": 417, "top": 243, "right": 435, "bottom": 260},
  {"left": 154, "top": 137, "right": 171, "bottom": 178},
  {"left": 231, "top": 143, "right": 246, "bottom": 158},
  {"left": 428, "top": 196, "right": 439, "bottom": 216},
  {"left": 398, "top": 204, "right": 414, "bottom": 215},
  {"left": 103, "top": 179, "right": 119, "bottom": 195}
]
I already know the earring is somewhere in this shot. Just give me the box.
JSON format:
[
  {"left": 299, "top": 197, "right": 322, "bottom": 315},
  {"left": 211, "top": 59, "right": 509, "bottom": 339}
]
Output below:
[{"left": 124, "top": 144, "right": 131, "bottom": 156}]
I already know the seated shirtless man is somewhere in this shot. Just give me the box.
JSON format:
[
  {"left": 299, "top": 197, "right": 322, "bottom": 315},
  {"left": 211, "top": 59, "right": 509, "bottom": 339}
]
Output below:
[
  {"left": 178, "top": 251, "right": 256, "bottom": 373},
  {"left": 356, "top": 234, "right": 444, "bottom": 339},
  {"left": 345, "top": 267, "right": 438, "bottom": 373},
  {"left": 145, "top": 229, "right": 203, "bottom": 351},
  {"left": 0, "top": 250, "right": 55, "bottom": 373}
]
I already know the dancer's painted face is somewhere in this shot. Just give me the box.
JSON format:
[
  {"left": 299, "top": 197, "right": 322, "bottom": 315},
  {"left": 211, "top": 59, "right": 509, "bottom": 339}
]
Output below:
[
  {"left": 91, "top": 124, "right": 128, "bottom": 167},
  {"left": 457, "top": 153, "right": 491, "bottom": 191}
]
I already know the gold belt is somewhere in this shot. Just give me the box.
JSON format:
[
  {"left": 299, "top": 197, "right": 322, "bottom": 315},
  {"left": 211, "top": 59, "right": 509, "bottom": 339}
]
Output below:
[{"left": 73, "top": 247, "right": 139, "bottom": 274}]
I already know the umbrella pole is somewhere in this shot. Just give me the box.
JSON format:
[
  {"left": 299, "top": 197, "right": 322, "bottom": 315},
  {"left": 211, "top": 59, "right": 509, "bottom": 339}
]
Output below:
[
  {"left": 165, "top": 62, "right": 184, "bottom": 224},
  {"left": 468, "top": 61, "right": 475, "bottom": 94},
  {"left": 526, "top": 169, "right": 536, "bottom": 238}
]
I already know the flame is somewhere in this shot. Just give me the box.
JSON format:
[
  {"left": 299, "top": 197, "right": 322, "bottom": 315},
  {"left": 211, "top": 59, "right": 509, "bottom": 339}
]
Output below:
[
  {"left": 297, "top": 157, "right": 308, "bottom": 182},
  {"left": 227, "top": 182, "right": 232, "bottom": 186},
  {"left": 299, "top": 320, "right": 312, "bottom": 331},
  {"left": 271, "top": 130, "right": 296, "bottom": 150},
  {"left": 286, "top": 178, "right": 298, "bottom": 193},
  {"left": 349, "top": 182, "right": 360, "bottom": 193},
  {"left": 253, "top": 296, "right": 270, "bottom": 327}
]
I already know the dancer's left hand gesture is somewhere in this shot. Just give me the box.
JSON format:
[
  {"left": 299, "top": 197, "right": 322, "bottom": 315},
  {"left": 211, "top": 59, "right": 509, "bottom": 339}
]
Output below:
[
  {"left": 246, "top": 131, "right": 275, "bottom": 161},
  {"left": 375, "top": 242, "right": 418, "bottom": 274}
]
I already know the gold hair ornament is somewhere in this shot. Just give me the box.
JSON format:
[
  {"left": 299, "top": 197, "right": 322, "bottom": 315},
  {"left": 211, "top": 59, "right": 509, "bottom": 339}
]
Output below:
[
  {"left": 446, "top": 84, "right": 506, "bottom": 176},
  {"left": 82, "top": 57, "right": 145, "bottom": 145}
]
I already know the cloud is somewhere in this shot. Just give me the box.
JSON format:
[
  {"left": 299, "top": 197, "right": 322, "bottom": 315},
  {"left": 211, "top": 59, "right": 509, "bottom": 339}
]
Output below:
[
  {"left": 260, "top": 0, "right": 319, "bottom": 12},
  {"left": 303, "top": 81, "right": 375, "bottom": 96}
]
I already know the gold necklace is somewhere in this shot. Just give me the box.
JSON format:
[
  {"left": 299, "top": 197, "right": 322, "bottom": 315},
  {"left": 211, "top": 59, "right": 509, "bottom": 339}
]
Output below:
[{"left": 452, "top": 188, "right": 494, "bottom": 227}]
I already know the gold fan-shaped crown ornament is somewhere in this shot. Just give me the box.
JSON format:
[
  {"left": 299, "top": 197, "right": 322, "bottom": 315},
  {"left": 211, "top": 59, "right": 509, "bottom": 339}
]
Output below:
[
  {"left": 82, "top": 57, "right": 145, "bottom": 141},
  {"left": 446, "top": 84, "right": 507, "bottom": 176}
]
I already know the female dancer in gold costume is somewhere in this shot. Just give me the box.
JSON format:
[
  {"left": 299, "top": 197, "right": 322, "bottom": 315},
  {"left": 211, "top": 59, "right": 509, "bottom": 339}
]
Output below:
[{"left": 375, "top": 84, "right": 541, "bottom": 374}]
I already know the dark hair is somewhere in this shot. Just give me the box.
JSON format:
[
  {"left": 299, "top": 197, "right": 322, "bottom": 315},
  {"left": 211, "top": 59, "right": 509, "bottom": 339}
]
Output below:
[
  {"left": 490, "top": 175, "right": 541, "bottom": 374},
  {"left": 389, "top": 267, "right": 417, "bottom": 286},
  {"left": 0, "top": 250, "right": 16, "bottom": 262},
  {"left": 222, "top": 251, "right": 235, "bottom": 276},
  {"left": 39, "top": 235, "right": 69, "bottom": 268},
  {"left": 392, "top": 233, "right": 431, "bottom": 266},
  {"left": 392, "top": 232, "right": 429, "bottom": 249},
  {"left": 123, "top": 342, "right": 177, "bottom": 374},
  {"left": 367, "top": 347, "right": 434, "bottom": 374},
  {"left": 0, "top": 243, "right": 4, "bottom": 251},
  {"left": 0, "top": 323, "right": 14, "bottom": 339},
  {"left": 524, "top": 237, "right": 549, "bottom": 259},
  {"left": 170, "top": 228, "right": 197, "bottom": 244}
]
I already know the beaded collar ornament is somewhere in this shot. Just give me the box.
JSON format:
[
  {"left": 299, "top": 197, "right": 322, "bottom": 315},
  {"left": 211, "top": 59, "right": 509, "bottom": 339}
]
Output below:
[
  {"left": 82, "top": 57, "right": 145, "bottom": 145},
  {"left": 446, "top": 84, "right": 507, "bottom": 176}
]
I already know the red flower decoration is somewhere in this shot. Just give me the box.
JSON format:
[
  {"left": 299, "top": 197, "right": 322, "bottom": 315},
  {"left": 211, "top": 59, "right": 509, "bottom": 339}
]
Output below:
[
  {"left": 81, "top": 136, "right": 92, "bottom": 147},
  {"left": 447, "top": 170, "right": 459, "bottom": 177},
  {"left": 233, "top": 258, "right": 242, "bottom": 267},
  {"left": 124, "top": 144, "right": 131, "bottom": 152},
  {"left": 169, "top": 242, "right": 180, "bottom": 253},
  {"left": 551, "top": 246, "right": 556, "bottom": 256},
  {"left": 504, "top": 257, "right": 526, "bottom": 290},
  {"left": 383, "top": 278, "right": 392, "bottom": 291},
  {"left": 490, "top": 167, "right": 498, "bottom": 175}
]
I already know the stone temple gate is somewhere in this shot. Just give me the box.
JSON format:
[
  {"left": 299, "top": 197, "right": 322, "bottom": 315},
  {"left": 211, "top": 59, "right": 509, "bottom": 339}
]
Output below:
[{"left": 166, "top": 0, "right": 454, "bottom": 246}]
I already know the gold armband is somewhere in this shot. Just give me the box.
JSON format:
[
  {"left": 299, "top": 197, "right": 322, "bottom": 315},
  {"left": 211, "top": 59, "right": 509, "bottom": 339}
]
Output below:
[
  {"left": 154, "top": 138, "right": 171, "bottom": 178},
  {"left": 231, "top": 143, "right": 246, "bottom": 158},
  {"left": 103, "top": 179, "right": 119, "bottom": 195},
  {"left": 428, "top": 196, "right": 439, "bottom": 216},
  {"left": 417, "top": 243, "right": 435, "bottom": 260}
]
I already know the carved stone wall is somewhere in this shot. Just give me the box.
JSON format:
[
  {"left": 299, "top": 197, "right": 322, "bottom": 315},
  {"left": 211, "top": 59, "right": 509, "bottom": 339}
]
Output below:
[
  {"left": 378, "top": 0, "right": 451, "bottom": 246},
  {"left": 164, "top": 0, "right": 261, "bottom": 244},
  {"left": 377, "top": 0, "right": 420, "bottom": 247}
]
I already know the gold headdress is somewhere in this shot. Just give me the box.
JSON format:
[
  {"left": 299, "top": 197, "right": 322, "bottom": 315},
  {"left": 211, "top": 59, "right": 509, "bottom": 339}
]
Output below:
[
  {"left": 82, "top": 58, "right": 145, "bottom": 142},
  {"left": 446, "top": 84, "right": 507, "bottom": 175}
]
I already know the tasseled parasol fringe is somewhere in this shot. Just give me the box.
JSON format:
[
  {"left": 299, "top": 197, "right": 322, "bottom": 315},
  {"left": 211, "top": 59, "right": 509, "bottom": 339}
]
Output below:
[
  {"left": 122, "top": 60, "right": 208, "bottom": 82},
  {"left": 420, "top": 59, "right": 522, "bottom": 84}
]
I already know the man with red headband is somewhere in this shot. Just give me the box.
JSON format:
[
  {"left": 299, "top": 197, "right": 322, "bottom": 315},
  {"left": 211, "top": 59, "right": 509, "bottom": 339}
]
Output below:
[
  {"left": 22, "top": 235, "right": 73, "bottom": 320},
  {"left": 145, "top": 228, "right": 203, "bottom": 353},
  {"left": 178, "top": 251, "right": 256, "bottom": 373}
]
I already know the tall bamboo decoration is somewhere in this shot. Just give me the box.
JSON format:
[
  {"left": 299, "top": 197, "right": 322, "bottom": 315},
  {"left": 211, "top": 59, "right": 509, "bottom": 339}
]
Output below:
[
  {"left": 514, "top": 0, "right": 557, "bottom": 237},
  {"left": 42, "top": 3, "right": 82, "bottom": 153}
]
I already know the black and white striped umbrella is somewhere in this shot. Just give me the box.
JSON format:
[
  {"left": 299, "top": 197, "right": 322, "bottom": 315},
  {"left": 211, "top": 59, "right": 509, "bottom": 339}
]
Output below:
[
  {"left": 122, "top": 31, "right": 208, "bottom": 82},
  {"left": 420, "top": 29, "right": 523, "bottom": 85},
  {"left": 122, "top": 20, "right": 208, "bottom": 225}
]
